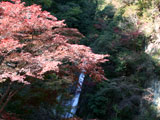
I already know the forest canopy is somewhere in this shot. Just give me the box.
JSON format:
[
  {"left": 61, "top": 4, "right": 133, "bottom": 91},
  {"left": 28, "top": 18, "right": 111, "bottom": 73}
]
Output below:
[{"left": 1, "top": 0, "right": 160, "bottom": 120}]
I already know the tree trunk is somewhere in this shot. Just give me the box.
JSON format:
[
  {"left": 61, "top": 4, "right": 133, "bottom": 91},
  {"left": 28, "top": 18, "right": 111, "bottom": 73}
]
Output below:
[{"left": 0, "top": 83, "right": 25, "bottom": 114}]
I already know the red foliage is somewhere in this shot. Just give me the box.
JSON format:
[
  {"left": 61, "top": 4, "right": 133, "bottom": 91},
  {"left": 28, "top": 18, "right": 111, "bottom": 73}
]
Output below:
[
  {"left": 1, "top": 112, "right": 21, "bottom": 120},
  {"left": 0, "top": 0, "right": 109, "bottom": 83},
  {"left": 119, "top": 30, "right": 142, "bottom": 45},
  {"left": 93, "top": 24, "right": 102, "bottom": 30},
  {"left": 113, "top": 27, "right": 121, "bottom": 33}
]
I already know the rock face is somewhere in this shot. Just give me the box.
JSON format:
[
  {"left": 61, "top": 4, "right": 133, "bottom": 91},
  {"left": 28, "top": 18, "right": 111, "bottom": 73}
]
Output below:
[
  {"left": 141, "top": 8, "right": 160, "bottom": 119},
  {"left": 145, "top": 15, "right": 160, "bottom": 55},
  {"left": 140, "top": 77, "right": 160, "bottom": 120}
]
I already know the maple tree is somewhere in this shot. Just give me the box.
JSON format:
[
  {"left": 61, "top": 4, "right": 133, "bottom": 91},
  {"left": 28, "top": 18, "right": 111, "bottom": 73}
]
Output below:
[{"left": 0, "top": 0, "right": 109, "bottom": 114}]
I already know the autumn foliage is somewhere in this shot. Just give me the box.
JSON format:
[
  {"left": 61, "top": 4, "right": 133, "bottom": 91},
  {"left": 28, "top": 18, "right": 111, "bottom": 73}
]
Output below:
[
  {"left": 0, "top": 0, "right": 109, "bottom": 114},
  {"left": 1, "top": 112, "right": 21, "bottom": 120}
]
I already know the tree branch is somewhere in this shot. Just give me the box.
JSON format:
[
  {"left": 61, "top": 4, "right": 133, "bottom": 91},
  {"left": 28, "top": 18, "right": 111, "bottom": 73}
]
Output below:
[
  {"left": 0, "top": 84, "right": 25, "bottom": 114},
  {"left": 0, "top": 82, "right": 12, "bottom": 106}
]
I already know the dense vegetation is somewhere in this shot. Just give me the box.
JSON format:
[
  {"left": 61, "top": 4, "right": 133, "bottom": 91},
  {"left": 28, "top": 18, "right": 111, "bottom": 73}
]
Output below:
[{"left": 1, "top": 0, "right": 160, "bottom": 120}]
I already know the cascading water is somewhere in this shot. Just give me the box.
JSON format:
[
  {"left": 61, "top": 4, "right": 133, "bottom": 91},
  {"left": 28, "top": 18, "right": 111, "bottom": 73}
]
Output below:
[
  {"left": 64, "top": 73, "right": 85, "bottom": 118},
  {"left": 151, "top": 79, "right": 160, "bottom": 112},
  {"left": 144, "top": 23, "right": 160, "bottom": 114}
]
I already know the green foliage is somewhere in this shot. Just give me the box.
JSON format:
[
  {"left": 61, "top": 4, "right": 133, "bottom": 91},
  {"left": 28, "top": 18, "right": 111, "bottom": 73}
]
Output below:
[
  {"left": 22, "top": 0, "right": 52, "bottom": 8},
  {"left": 97, "top": 4, "right": 116, "bottom": 19},
  {"left": 55, "top": 2, "right": 82, "bottom": 28},
  {"left": 137, "top": 0, "right": 152, "bottom": 10},
  {"left": 77, "top": 1, "right": 159, "bottom": 120},
  {"left": 19, "top": 0, "right": 98, "bottom": 35},
  {"left": 138, "top": 105, "right": 159, "bottom": 120},
  {"left": 79, "top": 80, "right": 142, "bottom": 120},
  {"left": 119, "top": 0, "right": 136, "bottom": 5}
]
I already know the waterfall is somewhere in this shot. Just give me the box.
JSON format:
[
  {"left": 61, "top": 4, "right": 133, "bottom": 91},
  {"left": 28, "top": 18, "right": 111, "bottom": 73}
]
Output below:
[
  {"left": 144, "top": 25, "right": 160, "bottom": 114},
  {"left": 144, "top": 42, "right": 160, "bottom": 114},
  {"left": 63, "top": 73, "right": 85, "bottom": 118},
  {"left": 152, "top": 79, "right": 160, "bottom": 113}
]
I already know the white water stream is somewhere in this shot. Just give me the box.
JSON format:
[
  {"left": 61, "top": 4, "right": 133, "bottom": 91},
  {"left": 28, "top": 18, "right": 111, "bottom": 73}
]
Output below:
[
  {"left": 63, "top": 73, "right": 85, "bottom": 118},
  {"left": 145, "top": 40, "right": 160, "bottom": 114},
  {"left": 151, "top": 79, "right": 160, "bottom": 112}
]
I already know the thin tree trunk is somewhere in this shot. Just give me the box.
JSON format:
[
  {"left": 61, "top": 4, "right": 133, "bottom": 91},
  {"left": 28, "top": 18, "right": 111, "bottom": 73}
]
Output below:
[
  {"left": 0, "top": 91, "right": 14, "bottom": 113},
  {"left": 0, "top": 82, "right": 12, "bottom": 106},
  {"left": 0, "top": 84, "right": 25, "bottom": 114}
]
